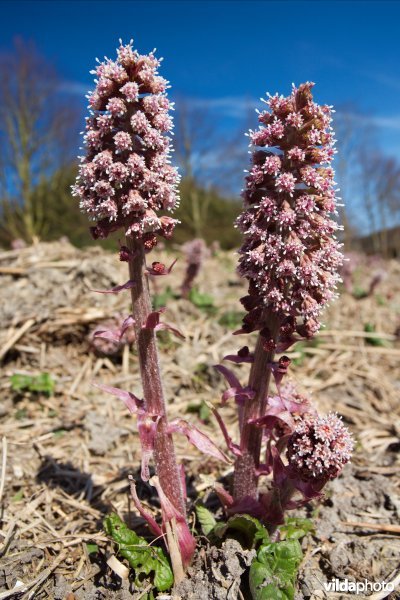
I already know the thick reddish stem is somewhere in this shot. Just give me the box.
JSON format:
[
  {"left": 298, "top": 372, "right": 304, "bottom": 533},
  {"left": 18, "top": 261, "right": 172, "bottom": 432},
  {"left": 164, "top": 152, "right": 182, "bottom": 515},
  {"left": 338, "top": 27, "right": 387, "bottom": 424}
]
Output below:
[
  {"left": 233, "top": 313, "right": 279, "bottom": 502},
  {"left": 126, "top": 235, "right": 185, "bottom": 516}
]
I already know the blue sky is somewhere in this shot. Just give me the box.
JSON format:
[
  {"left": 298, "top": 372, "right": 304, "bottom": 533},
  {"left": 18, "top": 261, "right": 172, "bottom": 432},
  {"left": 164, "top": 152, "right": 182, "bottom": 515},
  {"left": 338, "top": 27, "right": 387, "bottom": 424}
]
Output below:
[
  {"left": 2, "top": 2, "right": 400, "bottom": 118},
  {"left": 1, "top": 0, "right": 400, "bottom": 206}
]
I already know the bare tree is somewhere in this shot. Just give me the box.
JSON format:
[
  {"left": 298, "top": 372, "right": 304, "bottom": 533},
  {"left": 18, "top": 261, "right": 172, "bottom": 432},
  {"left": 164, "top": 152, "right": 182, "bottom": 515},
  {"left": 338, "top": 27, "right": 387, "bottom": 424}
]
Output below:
[
  {"left": 173, "top": 96, "right": 249, "bottom": 237},
  {"left": 0, "top": 38, "right": 80, "bottom": 243},
  {"left": 358, "top": 152, "right": 400, "bottom": 256},
  {"left": 334, "top": 106, "right": 400, "bottom": 256},
  {"left": 334, "top": 106, "right": 379, "bottom": 246}
]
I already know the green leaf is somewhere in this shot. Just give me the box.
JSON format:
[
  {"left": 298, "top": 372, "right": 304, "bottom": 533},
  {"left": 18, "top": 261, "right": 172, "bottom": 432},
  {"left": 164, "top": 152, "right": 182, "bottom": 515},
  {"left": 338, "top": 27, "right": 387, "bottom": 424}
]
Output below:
[
  {"left": 213, "top": 514, "right": 269, "bottom": 549},
  {"left": 86, "top": 543, "right": 99, "bottom": 555},
  {"left": 188, "top": 287, "right": 215, "bottom": 309},
  {"left": 153, "top": 286, "right": 175, "bottom": 311},
  {"left": 279, "top": 517, "right": 314, "bottom": 540},
  {"left": 14, "top": 408, "right": 27, "bottom": 420},
  {"left": 10, "top": 372, "right": 55, "bottom": 396},
  {"left": 363, "top": 323, "right": 387, "bottom": 346},
  {"left": 53, "top": 429, "right": 66, "bottom": 438},
  {"left": 375, "top": 294, "right": 386, "bottom": 306},
  {"left": 250, "top": 539, "right": 303, "bottom": 600},
  {"left": 103, "top": 513, "right": 173, "bottom": 592},
  {"left": 11, "top": 489, "right": 24, "bottom": 502},
  {"left": 353, "top": 286, "right": 367, "bottom": 299},
  {"left": 10, "top": 374, "right": 32, "bottom": 391},
  {"left": 195, "top": 505, "right": 217, "bottom": 536},
  {"left": 218, "top": 311, "right": 244, "bottom": 329},
  {"left": 186, "top": 400, "right": 211, "bottom": 422}
]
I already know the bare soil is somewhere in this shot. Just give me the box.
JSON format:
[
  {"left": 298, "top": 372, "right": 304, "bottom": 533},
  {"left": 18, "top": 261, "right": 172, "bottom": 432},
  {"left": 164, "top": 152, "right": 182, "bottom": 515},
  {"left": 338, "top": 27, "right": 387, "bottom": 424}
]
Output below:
[{"left": 0, "top": 240, "right": 399, "bottom": 599}]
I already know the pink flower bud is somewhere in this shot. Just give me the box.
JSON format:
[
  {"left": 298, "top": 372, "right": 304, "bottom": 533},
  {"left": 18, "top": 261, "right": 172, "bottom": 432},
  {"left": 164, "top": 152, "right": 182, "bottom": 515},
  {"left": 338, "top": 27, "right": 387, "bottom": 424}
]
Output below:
[{"left": 287, "top": 413, "right": 353, "bottom": 483}]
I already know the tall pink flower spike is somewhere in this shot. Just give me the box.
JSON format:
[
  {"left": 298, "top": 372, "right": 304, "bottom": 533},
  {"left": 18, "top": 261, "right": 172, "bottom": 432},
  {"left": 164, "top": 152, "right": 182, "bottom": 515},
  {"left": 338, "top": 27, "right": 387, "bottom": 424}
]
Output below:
[
  {"left": 72, "top": 39, "right": 180, "bottom": 247},
  {"left": 212, "top": 83, "right": 352, "bottom": 526},
  {"left": 72, "top": 40, "right": 230, "bottom": 582},
  {"left": 237, "top": 81, "right": 343, "bottom": 346}
]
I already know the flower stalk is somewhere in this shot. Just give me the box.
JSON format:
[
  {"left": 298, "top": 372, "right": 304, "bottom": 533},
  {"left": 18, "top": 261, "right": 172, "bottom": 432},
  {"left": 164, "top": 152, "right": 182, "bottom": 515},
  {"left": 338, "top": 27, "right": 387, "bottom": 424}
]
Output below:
[
  {"left": 125, "top": 235, "right": 185, "bottom": 516},
  {"left": 233, "top": 312, "right": 279, "bottom": 501}
]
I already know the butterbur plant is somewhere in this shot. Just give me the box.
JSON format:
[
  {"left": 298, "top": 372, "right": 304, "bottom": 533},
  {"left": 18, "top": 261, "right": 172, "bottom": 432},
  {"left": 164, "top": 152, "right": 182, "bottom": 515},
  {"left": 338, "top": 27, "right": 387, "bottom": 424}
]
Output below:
[
  {"left": 73, "top": 49, "right": 353, "bottom": 596},
  {"left": 213, "top": 82, "right": 353, "bottom": 526},
  {"left": 73, "top": 40, "right": 230, "bottom": 584}
]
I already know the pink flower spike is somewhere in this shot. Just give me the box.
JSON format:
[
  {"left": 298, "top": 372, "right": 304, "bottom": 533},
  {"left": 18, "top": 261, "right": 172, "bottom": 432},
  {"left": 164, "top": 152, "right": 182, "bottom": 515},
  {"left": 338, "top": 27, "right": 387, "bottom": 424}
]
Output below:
[
  {"left": 92, "top": 382, "right": 142, "bottom": 414},
  {"left": 143, "top": 309, "right": 185, "bottom": 339},
  {"left": 150, "top": 476, "right": 196, "bottom": 568},
  {"left": 74, "top": 41, "right": 180, "bottom": 246},
  {"left": 287, "top": 412, "right": 353, "bottom": 483},
  {"left": 91, "top": 279, "right": 135, "bottom": 294},
  {"left": 237, "top": 83, "right": 343, "bottom": 341},
  {"left": 129, "top": 475, "right": 163, "bottom": 538},
  {"left": 167, "top": 419, "right": 231, "bottom": 463},
  {"left": 145, "top": 258, "right": 178, "bottom": 276}
]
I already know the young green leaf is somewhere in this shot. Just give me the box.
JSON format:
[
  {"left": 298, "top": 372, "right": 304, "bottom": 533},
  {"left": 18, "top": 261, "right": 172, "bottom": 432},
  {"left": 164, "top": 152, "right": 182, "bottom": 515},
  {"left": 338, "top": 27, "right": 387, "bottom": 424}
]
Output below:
[
  {"left": 279, "top": 517, "right": 314, "bottom": 541},
  {"left": 363, "top": 323, "right": 387, "bottom": 347},
  {"left": 218, "top": 311, "right": 245, "bottom": 329},
  {"left": 195, "top": 505, "right": 217, "bottom": 536},
  {"left": 249, "top": 539, "right": 303, "bottom": 600},
  {"left": 86, "top": 543, "right": 99, "bottom": 555},
  {"left": 213, "top": 514, "right": 269, "bottom": 549},
  {"left": 103, "top": 513, "right": 173, "bottom": 592},
  {"left": 10, "top": 372, "right": 55, "bottom": 396},
  {"left": 152, "top": 286, "right": 176, "bottom": 311},
  {"left": 188, "top": 287, "right": 215, "bottom": 309}
]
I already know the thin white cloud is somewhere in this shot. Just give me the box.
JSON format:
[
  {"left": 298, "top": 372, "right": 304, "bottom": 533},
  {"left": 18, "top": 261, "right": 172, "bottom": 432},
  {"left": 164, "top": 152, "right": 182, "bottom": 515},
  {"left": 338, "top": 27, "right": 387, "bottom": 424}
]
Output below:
[
  {"left": 59, "top": 84, "right": 258, "bottom": 118},
  {"left": 358, "top": 69, "right": 400, "bottom": 92},
  {"left": 184, "top": 96, "right": 257, "bottom": 118},
  {"left": 58, "top": 81, "right": 91, "bottom": 95},
  {"left": 337, "top": 110, "right": 400, "bottom": 131}
]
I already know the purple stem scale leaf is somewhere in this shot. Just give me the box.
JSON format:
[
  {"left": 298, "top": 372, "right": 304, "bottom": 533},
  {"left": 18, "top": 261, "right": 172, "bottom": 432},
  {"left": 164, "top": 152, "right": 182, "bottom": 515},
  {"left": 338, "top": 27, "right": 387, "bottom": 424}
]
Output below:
[{"left": 91, "top": 279, "right": 135, "bottom": 294}]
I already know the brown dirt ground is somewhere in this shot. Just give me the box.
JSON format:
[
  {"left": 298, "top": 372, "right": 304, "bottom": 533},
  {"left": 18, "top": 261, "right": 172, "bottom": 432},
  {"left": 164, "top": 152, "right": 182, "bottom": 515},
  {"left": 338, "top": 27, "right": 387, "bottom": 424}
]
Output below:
[{"left": 0, "top": 240, "right": 399, "bottom": 599}]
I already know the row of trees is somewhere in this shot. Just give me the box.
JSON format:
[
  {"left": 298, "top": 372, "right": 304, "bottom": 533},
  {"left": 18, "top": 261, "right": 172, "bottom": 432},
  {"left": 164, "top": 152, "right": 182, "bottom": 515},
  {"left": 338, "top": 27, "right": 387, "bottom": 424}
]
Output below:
[
  {"left": 335, "top": 110, "right": 400, "bottom": 256},
  {"left": 1, "top": 40, "right": 399, "bottom": 255},
  {"left": 0, "top": 40, "right": 243, "bottom": 250}
]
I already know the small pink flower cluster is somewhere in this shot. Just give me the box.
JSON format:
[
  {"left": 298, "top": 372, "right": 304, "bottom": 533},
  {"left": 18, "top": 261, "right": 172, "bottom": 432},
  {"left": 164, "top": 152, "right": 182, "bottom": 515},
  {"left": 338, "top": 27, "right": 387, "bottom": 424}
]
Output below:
[
  {"left": 236, "top": 82, "right": 343, "bottom": 344},
  {"left": 72, "top": 40, "right": 180, "bottom": 248},
  {"left": 287, "top": 412, "right": 353, "bottom": 483}
]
